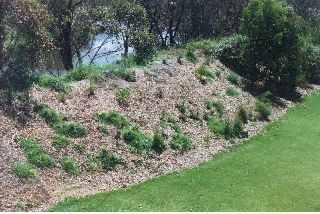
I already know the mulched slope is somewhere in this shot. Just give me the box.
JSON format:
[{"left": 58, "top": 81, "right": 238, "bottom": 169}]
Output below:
[{"left": 0, "top": 57, "right": 317, "bottom": 211}]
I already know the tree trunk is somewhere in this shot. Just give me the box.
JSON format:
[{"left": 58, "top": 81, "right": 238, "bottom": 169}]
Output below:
[
  {"left": 123, "top": 35, "right": 129, "bottom": 57},
  {"left": 0, "top": 0, "right": 5, "bottom": 70}
]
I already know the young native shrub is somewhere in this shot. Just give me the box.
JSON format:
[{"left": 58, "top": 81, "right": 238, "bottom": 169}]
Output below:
[
  {"left": 189, "top": 109, "right": 201, "bottom": 121},
  {"left": 57, "top": 93, "right": 67, "bottom": 103},
  {"left": 207, "top": 117, "right": 225, "bottom": 136},
  {"left": 63, "top": 66, "right": 90, "bottom": 81},
  {"left": 54, "top": 122, "right": 87, "bottom": 138},
  {"left": 88, "top": 82, "right": 98, "bottom": 96},
  {"left": 151, "top": 134, "right": 167, "bottom": 154},
  {"left": 240, "top": 0, "right": 304, "bottom": 90},
  {"left": 236, "top": 106, "right": 249, "bottom": 124},
  {"left": 122, "top": 127, "right": 153, "bottom": 153},
  {"left": 96, "top": 111, "right": 129, "bottom": 129},
  {"left": 170, "top": 132, "right": 192, "bottom": 152},
  {"left": 255, "top": 100, "right": 272, "bottom": 121},
  {"left": 223, "top": 119, "right": 234, "bottom": 140},
  {"left": 33, "top": 75, "right": 70, "bottom": 93},
  {"left": 205, "top": 100, "right": 224, "bottom": 117},
  {"left": 19, "top": 138, "right": 55, "bottom": 168},
  {"left": 196, "top": 65, "right": 215, "bottom": 84},
  {"left": 13, "top": 162, "right": 37, "bottom": 179},
  {"left": 61, "top": 157, "right": 80, "bottom": 176},
  {"left": 176, "top": 100, "right": 187, "bottom": 115},
  {"left": 233, "top": 117, "right": 244, "bottom": 138},
  {"left": 185, "top": 48, "right": 198, "bottom": 63},
  {"left": 110, "top": 66, "right": 136, "bottom": 82},
  {"left": 86, "top": 155, "right": 98, "bottom": 172},
  {"left": 155, "top": 87, "right": 164, "bottom": 99},
  {"left": 116, "top": 88, "right": 131, "bottom": 107},
  {"left": 226, "top": 87, "right": 240, "bottom": 97},
  {"left": 98, "top": 148, "right": 121, "bottom": 170},
  {"left": 98, "top": 125, "right": 109, "bottom": 135},
  {"left": 37, "top": 107, "right": 62, "bottom": 125},
  {"left": 74, "top": 144, "right": 86, "bottom": 154},
  {"left": 52, "top": 135, "right": 69, "bottom": 149},
  {"left": 227, "top": 73, "right": 241, "bottom": 86}
]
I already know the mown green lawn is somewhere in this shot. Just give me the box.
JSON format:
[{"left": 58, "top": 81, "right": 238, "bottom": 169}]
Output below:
[{"left": 50, "top": 92, "right": 320, "bottom": 212}]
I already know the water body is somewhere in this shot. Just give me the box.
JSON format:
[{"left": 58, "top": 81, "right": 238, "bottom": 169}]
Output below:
[{"left": 75, "top": 33, "right": 134, "bottom": 66}]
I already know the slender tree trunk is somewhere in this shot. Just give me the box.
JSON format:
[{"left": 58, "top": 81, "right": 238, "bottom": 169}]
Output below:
[
  {"left": 0, "top": 0, "right": 5, "bottom": 70},
  {"left": 124, "top": 35, "right": 129, "bottom": 57}
]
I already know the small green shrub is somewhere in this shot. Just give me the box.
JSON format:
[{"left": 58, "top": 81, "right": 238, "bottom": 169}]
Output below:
[
  {"left": 177, "top": 54, "right": 183, "bottom": 65},
  {"left": 155, "top": 87, "right": 164, "bottom": 99},
  {"left": 64, "top": 66, "right": 90, "bottom": 81},
  {"left": 223, "top": 119, "right": 234, "bottom": 140},
  {"left": 176, "top": 100, "right": 187, "bottom": 114},
  {"left": 86, "top": 155, "right": 98, "bottom": 172},
  {"left": 233, "top": 117, "right": 244, "bottom": 138},
  {"left": 96, "top": 111, "right": 129, "bottom": 129},
  {"left": 205, "top": 100, "right": 224, "bottom": 117},
  {"left": 61, "top": 157, "right": 80, "bottom": 176},
  {"left": 116, "top": 88, "right": 131, "bottom": 107},
  {"left": 52, "top": 135, "right": 69, "bottom": 149},
  {"left": 98, "top": 125, "right": 109, "bottom": 135},
  {"left": 54, "top": 122, "right": 87, "bottom": 138},
  {"left": 196, "top": 65, "right": 215, "bottom": 84},
  {"left": 255, "top": 100, "right": 272, "bottom": 120},
  {"left": 19, "top": 138, "right": 55, "bottom": 168},
  {"left": 98, "top": 149, "right": 121, "bottom": 170},
  {"left": 216, "top": 70, "right": 222, "bottom": 78},
  {"left": 58, "top": 93, "right": 67, "bottom": 103},
  {"left": 227, "top": 73, "right": 241, "bottom": 86},
  {"left": 236, "top": 106, "right": 249, "bottom": 124},
  {"left": 33, "top": 75, "right": 71, "bottom": 93},
  {"left": 152, "top": 134, "right": 166, "bottom": 154},
  {"left": 189, "top": 109, "right": 201, "bottom": 121},
  {"left": 74, "top": 144, "right": 86, "bottom": 154},
  {"left": 37, "top": 107, "right": 62, "bottom": 125},
  {"left": 160, "top": 112, "right": 182, "bottom": 133},
  {"left": 170, "top": 132, "right": 192, "bottom": 152},
  {"left": 185, "top": 49, "right": 198, "bottom": 63},
  {"left": 111, "top": 66, "right": 136, "bottom": 82},
  {"left": 226, "top": 87, "right": 240, "bottom": 97},
  {"left": 207, "top": 117, "right": 225, "bottom": 136},
  {"left": 258, "top": 91, "right": 272, "bottom": 104},
  {"left": 13, "top": 162, "right": 37, "bottom": 179},
  {"left": 88, "top": 83, "right": 98, "bottom": 96},
  {"left": 122, "top": 127, "right": 153, "bottom": 153}
]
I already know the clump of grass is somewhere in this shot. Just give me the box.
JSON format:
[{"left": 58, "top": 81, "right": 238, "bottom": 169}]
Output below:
[
  {"left": 86, "top": 155, "right": 98, "bottom": 172},
  {"left": 196, "top": 65, "right": 215, "bottom": 84},
  {"left": 177, "top": 54, "right": 183, "bottom": 65},
  {"left": 88, "top": 82, "right": 98, "bottom": 96},
  {"left": 36, "top": 106, "right": 87, "bottom": 138},
  {"left": 61, "top": 157, "right": 80, "bottom": 176},
  {"left": 116, "top": 88, "right": 131, "bottom": 107},
  {"left": 152, "top": 134, "right": 167, "bottom": 154},
  {"left": 226, "top": 87, "right": 240, "bottom": 97},
  {"left": 155, "top": 87, "right": 164, "bottom": 99},
  {"left": 122, "top": 127, "right": 153, "bottom": 153},
  {"left": 160, "top": 112, "right": 182, "bottom": 133},
  {"left": 58, "top": 93, "right": 67, "bottom": 103},
  {"left": 232, "top": 116, "right": 244, "bottom": 138},
  {"left": 54, "top": 122, "right": 87, "bottom": 138},
  {"left": 98, "top": 125, "right": 109, "bottom": 135},
  {"left": 110, "top": 66, "right": 136, "bottom": 82},
  {"left": 227, "top": 72, "right": 241, "bottom": 86},
  {"left": 13, "top": 162, "right": 37, "bottom": 179},
  {"left": 176, "top": 100, "right": 187, "bottom": 115},
  {"left": 98, "top": 148, "right": 121, "bottom": 170},
  {"left": 52, "top": 135, "right": 69, "bottom": 149},
  {"left": 207, "top": 117, "right": 225, "bottom": 136},
  {"left": 185, "top": 49, "right": 198, "bottom": 63},
  {"left": 96, "top": 111, "right": 129, "bottom": 129},
  {"left": 33, "top": 75, "right": 71, "bottom": 93},
  {"left": 255, "top": 100, "right": 272, "bottom": 121},
  {"left": 189, "top": 109, "right": 201, "bottom": 121},
  {"left": 19, "top": 137, "right": 55, "bottom": 168},
  {"left": 236, "top": 106, "right": 249, "bottom": 124},
  {"left": 170, "top": 132, "right": 192, "bottom": 152},
  {"left": 215, "top": 70, "right": 222, "bottom": 78},
  {"left": 205, "top": 100, "right": 224, "bottom": 117},
  {"left": 74, "top": 144, "right": 86, "bottom": 154},
  {"left": 37, "top": 107, "right": 62, "bottom": 125}
]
